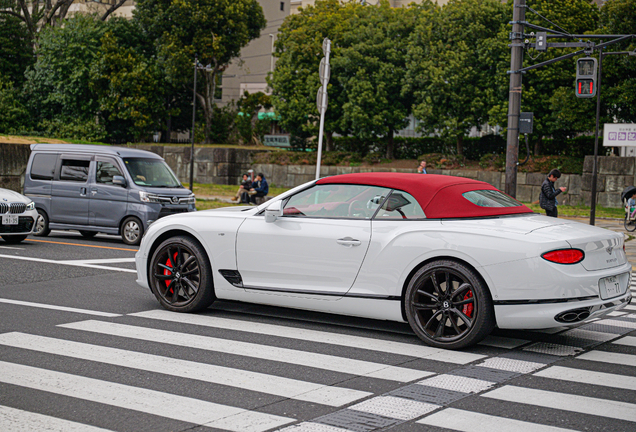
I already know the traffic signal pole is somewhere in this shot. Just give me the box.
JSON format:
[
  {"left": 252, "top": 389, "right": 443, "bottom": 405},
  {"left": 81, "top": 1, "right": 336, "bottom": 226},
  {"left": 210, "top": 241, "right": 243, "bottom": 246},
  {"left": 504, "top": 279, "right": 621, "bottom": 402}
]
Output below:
[{"left": 505, "top": 0, "right": 526, "bottom": 198}]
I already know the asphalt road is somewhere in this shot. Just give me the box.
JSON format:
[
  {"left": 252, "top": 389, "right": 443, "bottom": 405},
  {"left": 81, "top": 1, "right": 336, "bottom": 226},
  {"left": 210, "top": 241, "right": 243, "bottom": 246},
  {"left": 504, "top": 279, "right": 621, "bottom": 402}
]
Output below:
[{"left": 0, "top": 228, "right": 635, "bottom": 432}]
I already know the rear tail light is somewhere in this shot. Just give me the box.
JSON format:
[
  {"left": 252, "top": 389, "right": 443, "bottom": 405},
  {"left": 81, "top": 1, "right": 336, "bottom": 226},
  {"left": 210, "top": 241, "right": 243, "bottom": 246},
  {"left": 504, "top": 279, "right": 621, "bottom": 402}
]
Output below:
[{"left": 541, "top": 249, "right": 584, "bottom": 264}]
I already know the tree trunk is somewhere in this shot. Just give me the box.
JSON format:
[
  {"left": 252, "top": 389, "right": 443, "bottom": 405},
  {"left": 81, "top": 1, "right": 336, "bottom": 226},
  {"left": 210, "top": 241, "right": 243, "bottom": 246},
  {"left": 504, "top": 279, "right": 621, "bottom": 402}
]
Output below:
[
  {"left": 456, "top": 134, "right": 464, "bottom": 156},
  {"left": 386, "top": 129, "right": 395, "bottom": 159},
  {"left": 534, "top": 136, "right": 542, "bottom": 155},
  {"left": 325, "top": 131, "right": 334, "bottom": 152}
]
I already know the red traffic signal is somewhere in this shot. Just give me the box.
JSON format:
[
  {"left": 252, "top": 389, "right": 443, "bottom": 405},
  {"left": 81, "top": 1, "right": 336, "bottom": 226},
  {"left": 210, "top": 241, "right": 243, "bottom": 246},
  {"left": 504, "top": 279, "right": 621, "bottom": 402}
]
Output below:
[{"left": 575, "top": 58, "right": 597, "bottom": 98}]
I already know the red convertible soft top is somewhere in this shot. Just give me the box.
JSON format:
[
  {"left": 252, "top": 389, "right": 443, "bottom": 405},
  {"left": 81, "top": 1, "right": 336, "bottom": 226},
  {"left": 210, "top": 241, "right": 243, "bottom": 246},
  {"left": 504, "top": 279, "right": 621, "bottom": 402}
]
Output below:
[{"left": 316, "top": 172, "right": 533, "bottom": 219}]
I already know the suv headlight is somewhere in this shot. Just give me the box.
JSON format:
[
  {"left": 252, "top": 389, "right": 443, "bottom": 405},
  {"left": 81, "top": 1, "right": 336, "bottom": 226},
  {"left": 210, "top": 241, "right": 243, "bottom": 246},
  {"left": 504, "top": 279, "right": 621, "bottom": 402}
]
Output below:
[
  {"left": 139, "top": 191, "right": 161, "bottom": 203},
  {"left": 26, "top": 201, "right": 35, "bottom": 210}
]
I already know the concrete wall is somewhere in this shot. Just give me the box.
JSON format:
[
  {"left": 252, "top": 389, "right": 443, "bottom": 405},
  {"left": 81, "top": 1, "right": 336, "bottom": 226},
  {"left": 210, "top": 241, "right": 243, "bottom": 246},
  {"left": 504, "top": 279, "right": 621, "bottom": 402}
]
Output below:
[
  {"left": 2, "top": 142, "right": 634, "bottom": 208},
  {"left": 0, "top": 144, "right": 31, "bottom": 192}
]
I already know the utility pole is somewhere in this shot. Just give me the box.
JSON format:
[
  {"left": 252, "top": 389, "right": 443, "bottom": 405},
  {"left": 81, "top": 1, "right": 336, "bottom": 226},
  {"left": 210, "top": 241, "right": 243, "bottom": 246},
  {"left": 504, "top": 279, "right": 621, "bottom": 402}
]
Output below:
[{"left": 505, "top": 0, "right": 526, "bottom": 198}]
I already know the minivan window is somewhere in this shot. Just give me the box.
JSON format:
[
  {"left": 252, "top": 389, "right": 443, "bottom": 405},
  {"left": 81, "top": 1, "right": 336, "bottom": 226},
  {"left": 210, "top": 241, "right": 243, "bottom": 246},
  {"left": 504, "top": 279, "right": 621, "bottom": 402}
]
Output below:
[
  {"left": 96, "top": 161, "right": 124, "bottom": 185},
  {"left": 60, "top": 159, "right": 90, "bottom": 182},
  {"left": 30, "top": 153, "right": 58, "bottom": 180},
  {"left": 123, "top": 158, "right": 181, "bottom": 187}
]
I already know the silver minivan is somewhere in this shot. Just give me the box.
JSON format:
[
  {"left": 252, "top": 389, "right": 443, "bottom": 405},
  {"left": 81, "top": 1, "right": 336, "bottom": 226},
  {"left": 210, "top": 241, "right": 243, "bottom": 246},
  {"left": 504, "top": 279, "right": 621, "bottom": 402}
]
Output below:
[{"left": 24, "top": 144, "right": 195, "bottom": 245}]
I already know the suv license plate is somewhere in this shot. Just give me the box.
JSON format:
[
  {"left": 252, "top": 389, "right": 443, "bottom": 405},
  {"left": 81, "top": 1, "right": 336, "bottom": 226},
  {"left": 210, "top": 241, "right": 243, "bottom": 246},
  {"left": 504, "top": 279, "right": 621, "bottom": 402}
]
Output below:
[
  {"left": 1, "top": 214, "right": 18, "bottom": 225},
  {"left": 603, "top": 276, "right": 621, "bottom": 298}
]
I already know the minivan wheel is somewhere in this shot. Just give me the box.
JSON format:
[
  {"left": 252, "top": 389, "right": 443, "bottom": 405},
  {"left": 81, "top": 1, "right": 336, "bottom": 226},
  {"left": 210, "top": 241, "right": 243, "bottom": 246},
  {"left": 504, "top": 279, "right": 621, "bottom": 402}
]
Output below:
[
  {"left": 33, "top": 210, "right": 50, "bottom": 237},
  {"left": 79, "top": 231, "right": 97, "bottom": 238},
  {"left": 121, "top": 217, "right": 144, "bottom": 245}
]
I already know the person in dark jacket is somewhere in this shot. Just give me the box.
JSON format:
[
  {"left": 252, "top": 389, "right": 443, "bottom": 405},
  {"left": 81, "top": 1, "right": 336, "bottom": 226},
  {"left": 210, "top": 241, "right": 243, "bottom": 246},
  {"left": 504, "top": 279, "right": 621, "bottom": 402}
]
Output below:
[
  {"left": 540, "top": 169, "right": 567, "bottom": 217},
  {"left": 249, "top": 173, "right": 269, "bottom": 204}
]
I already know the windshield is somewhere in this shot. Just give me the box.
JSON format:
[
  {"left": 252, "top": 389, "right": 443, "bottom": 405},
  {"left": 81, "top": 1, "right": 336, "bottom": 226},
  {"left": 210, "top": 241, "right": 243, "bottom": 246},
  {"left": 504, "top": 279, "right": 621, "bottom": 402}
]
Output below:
[{"left": 123, "top": 158, "right": 182, "bottom": 188}]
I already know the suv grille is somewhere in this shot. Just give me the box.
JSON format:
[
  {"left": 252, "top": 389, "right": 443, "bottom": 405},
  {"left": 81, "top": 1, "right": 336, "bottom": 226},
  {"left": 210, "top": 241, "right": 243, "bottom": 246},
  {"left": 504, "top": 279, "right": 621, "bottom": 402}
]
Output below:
[
  {"left": 0, "top": 216, "right": 34, "bottom": 233},
  {"left": 0, "top": 202, "right": 27, "bottom": 214},
  {"left": 158, "top": 208, "right": 190, "bottom": 219}
]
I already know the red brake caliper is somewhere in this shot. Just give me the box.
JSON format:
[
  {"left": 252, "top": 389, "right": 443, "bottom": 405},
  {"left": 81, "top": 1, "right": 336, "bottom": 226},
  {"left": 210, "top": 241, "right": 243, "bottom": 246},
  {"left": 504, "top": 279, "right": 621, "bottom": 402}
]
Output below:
[
  {"left": 462, "top": 290, "right": 474, "bottom": 317},
  {"left": 164, "top": 252, "right": 178, "bottom": 291}
]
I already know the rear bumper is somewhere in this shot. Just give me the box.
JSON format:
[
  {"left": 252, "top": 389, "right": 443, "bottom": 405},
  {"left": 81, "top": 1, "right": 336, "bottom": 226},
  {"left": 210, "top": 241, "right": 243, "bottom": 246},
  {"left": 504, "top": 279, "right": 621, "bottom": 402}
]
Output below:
[{"left": 495, "top": 289, "right": 632, "bottom": 329}]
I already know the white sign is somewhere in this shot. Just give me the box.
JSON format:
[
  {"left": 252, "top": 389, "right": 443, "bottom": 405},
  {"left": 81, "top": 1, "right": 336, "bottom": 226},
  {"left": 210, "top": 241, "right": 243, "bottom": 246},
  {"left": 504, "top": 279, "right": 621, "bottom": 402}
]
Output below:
[
  {"left": 603, "top": 124, "right": 636, "bottom": 147},
  {"left": 263, "top": 135, "right": 291, "bottom": 147}
]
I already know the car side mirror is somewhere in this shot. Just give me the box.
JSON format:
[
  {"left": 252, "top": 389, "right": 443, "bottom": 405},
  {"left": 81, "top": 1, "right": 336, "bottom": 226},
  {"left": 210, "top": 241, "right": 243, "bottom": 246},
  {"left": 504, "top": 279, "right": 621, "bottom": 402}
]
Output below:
[
  {"left": 265, "top": 200, "right": 283, "bottom": 223},
  {"left": 112, "top": 175, "right": 127, "bottom": 187}
]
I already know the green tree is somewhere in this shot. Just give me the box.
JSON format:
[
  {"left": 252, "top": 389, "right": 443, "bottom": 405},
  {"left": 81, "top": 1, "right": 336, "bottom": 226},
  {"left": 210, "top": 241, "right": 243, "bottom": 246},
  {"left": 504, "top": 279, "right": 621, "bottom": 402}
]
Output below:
[
  {"left": 0, "top": 0, "right": 128, "bottom": 46},
  {"left": 91, "top": 27, "right": 168, "bottom": 142},
  {"left": 491, "top": 0, "right": 600, "bottom": 155},
  {"left": 134, "top": 0, "right": 266, "bottom": 143},
  {"left": 0, "top": 13, "right": 33, "bottom": 87},
  {"left": 268, "top": 0, "right": 367, "bottom": 151},
  {"left": 236, "top": 91, "right": 272, "bottom": 145},
  {"left": 599, "top": 0, "right": 636, "bottom": 124},
  {"left": 23, "top": 14, "right": 107, "bottom": 125},
  {"left": 334, "top": 1, "right": 421, "bottom": 159},
  {"left": 0, "top": 77, "right": 29, "bottom": 133},
  {"left": 406, "top": 0, "right": 508, "bottom": 156}
]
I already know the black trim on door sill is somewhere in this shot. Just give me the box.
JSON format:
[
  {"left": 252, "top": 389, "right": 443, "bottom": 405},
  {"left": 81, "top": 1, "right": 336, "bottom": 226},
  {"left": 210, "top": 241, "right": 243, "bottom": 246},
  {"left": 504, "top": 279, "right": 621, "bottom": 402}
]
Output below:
[{"left": 493, "top": 295, "right": 599, "bottom": 306}]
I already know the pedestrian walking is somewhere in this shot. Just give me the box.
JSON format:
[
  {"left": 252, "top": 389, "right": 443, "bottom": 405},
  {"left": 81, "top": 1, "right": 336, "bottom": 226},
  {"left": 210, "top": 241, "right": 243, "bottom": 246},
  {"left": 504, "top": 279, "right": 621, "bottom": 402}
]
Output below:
[{"left": 540, "top": 169, "right": 566, "bottom": 218}]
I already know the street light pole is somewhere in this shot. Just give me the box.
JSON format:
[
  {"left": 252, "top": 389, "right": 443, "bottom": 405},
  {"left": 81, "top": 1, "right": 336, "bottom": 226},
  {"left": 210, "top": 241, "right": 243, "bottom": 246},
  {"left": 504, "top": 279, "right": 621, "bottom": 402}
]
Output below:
[{"left": 190, "top": 54, "right": 198, "bottom": 193}]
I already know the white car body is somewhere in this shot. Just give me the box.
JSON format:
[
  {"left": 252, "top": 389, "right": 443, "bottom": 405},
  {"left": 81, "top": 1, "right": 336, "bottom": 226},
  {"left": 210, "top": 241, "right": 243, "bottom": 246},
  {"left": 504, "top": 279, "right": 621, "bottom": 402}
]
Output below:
[
  {"left": 135, "top": 174, "right": 632, "bottom": 348},
  {"left": 0, "top": 188, "right": 38, "bottom": 243}
]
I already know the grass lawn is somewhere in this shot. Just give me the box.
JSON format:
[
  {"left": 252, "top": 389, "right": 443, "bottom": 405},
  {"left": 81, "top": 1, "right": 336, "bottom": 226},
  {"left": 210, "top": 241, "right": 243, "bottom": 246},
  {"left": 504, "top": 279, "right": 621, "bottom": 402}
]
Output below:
[{"left": 522, "top": 203, "right": 624, "bottom": 219}]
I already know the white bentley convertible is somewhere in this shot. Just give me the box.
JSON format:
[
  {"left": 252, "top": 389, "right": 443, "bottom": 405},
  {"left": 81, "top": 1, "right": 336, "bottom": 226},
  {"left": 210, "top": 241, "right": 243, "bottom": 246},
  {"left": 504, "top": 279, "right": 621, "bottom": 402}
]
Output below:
[{"left": 135, "top": 173, "right": 632, "bottom": 349}]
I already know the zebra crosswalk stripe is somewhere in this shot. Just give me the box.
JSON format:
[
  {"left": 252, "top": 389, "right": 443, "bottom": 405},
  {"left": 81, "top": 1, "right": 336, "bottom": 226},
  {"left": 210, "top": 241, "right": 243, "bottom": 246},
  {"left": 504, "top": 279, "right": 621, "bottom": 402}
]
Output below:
[
  {"left": 534, "top": 365, "right": 636, "bottom": 390},
  {"left": 58, "top": 320, "right": 432, "bottom": 383},
  {"left": 0, "top": 405, "right": 114, "bottom": 432},
  {"left": 0, "top": 332, "right": 370, "bottom": 407},
  {"left": 613, "top": 335, "right": 636, "bottom": 347},
  {"left": 417, "top": 407, "right": 579, "bottom": 432},
  {"left": 577, "top": 349, "right": 636, "bottom": 367},
  {"left": 129, "top": 309, "right": 485, "bottom": 364},
  {"left": 0, "top": 361, "right": 294, "bottom": 432},
  {"left": 481, "top": 385, "right": 636, "bottom": 422}
]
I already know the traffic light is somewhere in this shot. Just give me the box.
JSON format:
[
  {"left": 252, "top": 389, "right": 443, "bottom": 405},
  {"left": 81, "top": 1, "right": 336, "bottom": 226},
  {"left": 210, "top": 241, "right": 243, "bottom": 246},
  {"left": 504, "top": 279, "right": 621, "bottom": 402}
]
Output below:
[{"left": 575, "top": 57, "right": 597, "bottom": 98}]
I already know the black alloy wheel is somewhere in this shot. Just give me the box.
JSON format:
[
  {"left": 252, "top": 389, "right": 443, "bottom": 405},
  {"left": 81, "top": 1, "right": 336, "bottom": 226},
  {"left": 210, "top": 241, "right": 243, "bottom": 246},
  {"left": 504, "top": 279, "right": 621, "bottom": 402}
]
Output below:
[
  {"left": 149, "top": 236, "right": 215, "bottom": 312},
  {"left": 405, "top": 260, "right": 494, "bottom": 349}
]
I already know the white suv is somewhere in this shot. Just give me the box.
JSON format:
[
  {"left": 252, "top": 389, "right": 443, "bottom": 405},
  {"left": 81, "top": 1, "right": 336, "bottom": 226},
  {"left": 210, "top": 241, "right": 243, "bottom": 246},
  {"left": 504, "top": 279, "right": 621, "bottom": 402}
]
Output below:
[{"left": 0, "top": 188, "right": 38, "bottom": 244}]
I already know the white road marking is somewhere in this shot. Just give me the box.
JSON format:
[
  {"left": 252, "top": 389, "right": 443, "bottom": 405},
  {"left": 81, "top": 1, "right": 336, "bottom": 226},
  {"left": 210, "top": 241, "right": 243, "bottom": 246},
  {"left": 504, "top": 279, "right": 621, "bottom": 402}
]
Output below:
[
  {"left": 0, "top": 299, "right": 120, "bottom": 317},
  {"left": 0, "top": 254, "right": 136, "bottom": 273},
  {"left": 0, "top": 246, "right": 24, "bottom": 250},
  {"left": 0, "top": 332, "right": 370, "bottom": 407},
  {"left": 477, "top": 357, "right": 546, "bottom": 374},
  {"left": 130, "top": 309, "right": 485, "bottom": 364},
  {"left": 0, "top": 405, "right": 113, "bottom": 432},
  {"left": 534, "top": 366, "right": 636, "bottom": 390},
  {"left": 417, "top": 407, "right": 580, "bottom": 432},
  {"left": 623, "top": 305, "right": 636, "bottom": 311},
  {"left": 58, "top": 258, "right": 136, "bottom": 264},
  {"left": 613, "top": 335, "right": 636, "bottom": 347},
  {"left": 482, "top": 385, "right": 636, "bottom": 422},
  {"left": 593, "top": 318, "right": 636, "bottom": 329},
  {"left": 0, "top": 361, "right": 293, "bottom": 432},
  {"left": 578, "top": 350, "right": 636, "bottom": 367},
  {"left": 59, "top": 320, "right": 430, "bottom": 383}
]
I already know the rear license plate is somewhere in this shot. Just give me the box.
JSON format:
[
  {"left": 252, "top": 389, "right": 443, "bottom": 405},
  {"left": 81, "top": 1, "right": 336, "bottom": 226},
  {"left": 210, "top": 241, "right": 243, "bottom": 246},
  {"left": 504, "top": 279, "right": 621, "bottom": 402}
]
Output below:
[
  {"left": 602, "top": 275, "right": 621, "bottom": 298},
  {"left": 1, "top": 214, "right": 18, "bottom": 225}
]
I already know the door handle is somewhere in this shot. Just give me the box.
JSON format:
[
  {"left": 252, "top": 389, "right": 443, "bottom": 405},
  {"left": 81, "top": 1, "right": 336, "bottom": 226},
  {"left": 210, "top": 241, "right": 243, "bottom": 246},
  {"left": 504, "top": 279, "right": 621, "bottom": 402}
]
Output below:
[
  {"left": 337, "top": 237, "right": 361, "bottom": 247},
  {"left": 91, "top": 188, "right": 97, "bottom": 195}
]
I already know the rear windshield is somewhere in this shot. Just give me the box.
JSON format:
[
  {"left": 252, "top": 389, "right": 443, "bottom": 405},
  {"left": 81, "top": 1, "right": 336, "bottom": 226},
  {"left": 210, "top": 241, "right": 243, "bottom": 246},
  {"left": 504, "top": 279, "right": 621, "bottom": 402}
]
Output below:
[
  {"left": 123, "top": 158, "right": 181, "bottom": 188},
  {"left": 462, "top": 190, "right": 522, "bottom": 207}
]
